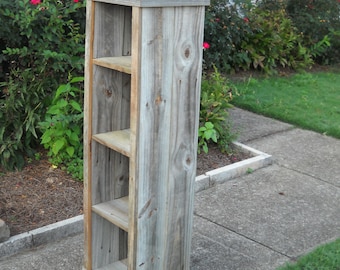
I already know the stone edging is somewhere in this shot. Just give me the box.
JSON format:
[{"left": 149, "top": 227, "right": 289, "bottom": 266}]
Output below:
[
  {"left": 0, "top": 215, "right": 83, "bottom": 258},
  {"left": 195, "top": 142, "right": 272, "bottom": 193},
  {"left": 0, "top": 142, "right": 272, "bottom": 258}
]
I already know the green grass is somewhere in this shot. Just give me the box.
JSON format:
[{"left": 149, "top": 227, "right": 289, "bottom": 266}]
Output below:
[
  {"left": 277, "top": 238, "right": 340, "bottom": 270},
  {"left": 231, "top": 71, "right": 340, "bottom": 138}
]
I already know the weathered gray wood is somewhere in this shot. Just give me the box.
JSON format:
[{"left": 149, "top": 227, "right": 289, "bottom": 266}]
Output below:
[
  {"left": 85, "top": 1, "right": 206, "bottom": 269},
  {"left": 92, "top": 214, "right": 128, "bottom": 268},
  {"left": 93, "top": 57, "right": 132, "bottom": 74},
  {"left": 90, "top": 66, "right": 130, "bottom": 267},
  {"left": 92, "top": 196, "right": 129, "bottom": 231},
  {"left": 129, "top": 6, "right": 205, "bottom": 269},
  {"left": 92, "top": 129, "right": 131, "bottom": 157},
  {"left": 97, "top": 259, "right": 128, "bottom": 270},
  {"left": 84, "top": 2, "right": 132, "bottom": 269},
  {"left": 83, "top": 0, "right": 95, "bottom": 268},
  {"left": 93, "top": 4, "right": 132, "bottom": 58},
  {"left": 94, "top": 0, "right": 210, "bottom": 7}
]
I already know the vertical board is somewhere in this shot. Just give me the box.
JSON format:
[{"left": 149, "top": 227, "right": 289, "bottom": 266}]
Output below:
[
  {"left": 83, "top": 0, "right": 95, "bottom": 268},
  {"left": 129, "top": 6, "right": 205, "bottom": 269},
  {"left": 93, "top": 3, "right": 132, "bottom": 57},
  {"left": 86, "top": 2, "right": 132, "bottom": 269},
  {"left": 90, "top": 60, "right": 130, "bottom": 268},
  {"left": 92, "top": 214, "right": 128, "bottom": 267}
]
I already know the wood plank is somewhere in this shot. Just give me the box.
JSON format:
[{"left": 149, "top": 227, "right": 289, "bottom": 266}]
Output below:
[
  {"left": 93, "top": 56, "right": 132, "bottom": 74},
  {"left": 129, "top": 6, "right": 205, "bottom": 270},
  {"left": 93, "top": 4, "right": 132, "bottom": 58},
  {"left": 93, "top": 0, "right": 210, "bottom": 7},
  {"left": 83, "top": 0, "right": 96, "bottom": 268},
  {"left": 92, "top": 197, "right": 129, "bottom": 232},
  {"left": 90, "top": 3, "right": 132, "bottom": 268},
  {"left": 96, "top": 259, "right": 128, "bottom": 270},
  {"left": 92, "top": 129, "right": 131, "bottom": 157},
  {"left": 91, "top": 215, "right": 128, "bottom": 268}
]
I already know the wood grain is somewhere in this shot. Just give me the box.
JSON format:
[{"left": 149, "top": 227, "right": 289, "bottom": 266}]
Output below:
[
  {"left": 85, "top": 2, "right": 206, "bottom": 269},
  {"left": 129, "top": 6, "right": 205, "bottom": 270},
  {"left": 85, "top": 2, "right": 132, "bottom": 269}
]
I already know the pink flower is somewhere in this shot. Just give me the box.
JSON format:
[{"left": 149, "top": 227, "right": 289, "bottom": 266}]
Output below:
[
  {"left": 203, "top": 42, "right": 210, "bottom": 50},
  {"left": 243, "top": 17, "right": 249, "bottom": 23},
  {"left": 74, "top": 0, "right": 79, "bottom": 2},
  {"left": 30, "top": 0, "right": 41, "bottom": 5},
  {"left": 215, "top": 18, "right": 220, "bottom": 22}
]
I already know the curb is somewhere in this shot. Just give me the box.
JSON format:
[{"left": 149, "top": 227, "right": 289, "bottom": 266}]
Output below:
[
  {"left": 194, "top": 142, "right": 272, "bottom": 193},
  {"left": 0, "top": 142, "right": 272, "bottom": 258},
  {"left": 0, "top": 215, "right": 83, "bottom": 258}
]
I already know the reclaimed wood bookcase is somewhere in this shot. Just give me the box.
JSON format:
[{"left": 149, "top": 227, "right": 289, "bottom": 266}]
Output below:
[{"left": 83, "top": 0, "right": 209, "bottom": 269}]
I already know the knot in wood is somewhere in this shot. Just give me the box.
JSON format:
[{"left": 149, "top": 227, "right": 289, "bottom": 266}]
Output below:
[
  {"left": 155, "top": 95, "right": 163, "bottom": 105},
  {"left": 104, "top": 89, "right": 112, "bottom": 97},
  {"left": 184, "top": 48, "right": 190, "bottom": 58}
]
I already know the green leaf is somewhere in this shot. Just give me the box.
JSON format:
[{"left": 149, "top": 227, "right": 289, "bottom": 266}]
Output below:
[
  {"left": 70, "top": 100, "right": 82, "bottom": 112},
  {"left": 66, "top": 146, "right": 75, "bottom": 157},
  {"left": 70, "top": 77, "right": 84, "bottom": 83},
  {"left": 54, "top": 84, "right": 70, "bottom": 102},
  {"left": 205, "top": 129, "right": 213, "bottom": 140},
  {"left": 205, "top": 122, "right": 214, "bottom": 129},
  {"left": 203, "top": 144, "right": 208, "bottom": 154},
  {"left": 47, "top": 105, "right": 61, "bottom": 115},
  {"left": 52, "top": 139, "right": 65, "bottom": 155},
  {"left": 57, "top": 99, "right": 68, "bottom": 108}
]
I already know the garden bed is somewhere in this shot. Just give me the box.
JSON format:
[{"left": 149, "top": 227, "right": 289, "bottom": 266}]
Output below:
[{"left": 0, "top": 144, "right": 256, "bottom": 237}]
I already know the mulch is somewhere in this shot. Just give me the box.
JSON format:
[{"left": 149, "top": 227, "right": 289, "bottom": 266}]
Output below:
[{"left": 0, "top": 144, "right": 249, "bottom": 237}]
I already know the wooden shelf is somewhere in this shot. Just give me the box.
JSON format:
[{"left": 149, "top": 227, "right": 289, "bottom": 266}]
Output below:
[
  {"left": 92, "top": 197, "right": 129, "bottom": 232},
  {"left": 93, "top": 56, "right": 131, "bottom": 74},
  {"left": 96, "top": 259, "right": 128, "bottom": 270},
  {"left": 92, "top": 129, "right": 131, "bottom": 157}
]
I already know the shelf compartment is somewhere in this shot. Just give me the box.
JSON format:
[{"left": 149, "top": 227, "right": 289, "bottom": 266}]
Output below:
[
  {"left": 93, "top": 56, "right": 131, "bottom": 74},
  {"left": 92, "top": 129, "right": 131, "bottom": 157},
  {"left": 92, "top": 197, "right": 129, "bottom": 232},
  {"left": 96, "top": 259, "right": 128, "bottom": 270}
]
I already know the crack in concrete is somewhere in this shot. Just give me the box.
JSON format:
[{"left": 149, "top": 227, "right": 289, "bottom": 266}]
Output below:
[{"left": 194, "top": 213, "right": 292, "bottom": 259}]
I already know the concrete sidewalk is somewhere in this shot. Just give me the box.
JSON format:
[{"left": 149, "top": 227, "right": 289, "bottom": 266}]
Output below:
[{"left": 1, "top": 107, "right": 339, "bottom": 270}]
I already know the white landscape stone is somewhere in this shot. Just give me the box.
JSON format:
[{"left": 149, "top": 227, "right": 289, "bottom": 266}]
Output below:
[{"left": 0, "top": 219, "right": 10, "bottom": 243}]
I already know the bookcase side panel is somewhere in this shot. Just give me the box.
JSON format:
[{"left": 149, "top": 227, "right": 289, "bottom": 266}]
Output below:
[
  {"left": 131, "top": 6, "right": 205, "bottom": 270},
  {"left": 89, "top": 3, "right": 132, "bottom": 267}
]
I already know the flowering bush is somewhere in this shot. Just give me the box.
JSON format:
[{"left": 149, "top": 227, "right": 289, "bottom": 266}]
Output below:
[
  {"left": 0, "top": 0, "right": 85, "bottom": 170},
  {"left": 203, "top": 0, "right": 339, "bottom": 73},
  {"left": 203, "top": 0, "right": 253, "bottom": 73},
  {"left": 286, "top": 0, "right": 340, "bottom": 64}
]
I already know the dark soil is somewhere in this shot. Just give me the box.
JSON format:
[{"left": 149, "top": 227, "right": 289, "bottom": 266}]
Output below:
[{"left": 0, "top": 145, "right": 250, "bottom": 236}]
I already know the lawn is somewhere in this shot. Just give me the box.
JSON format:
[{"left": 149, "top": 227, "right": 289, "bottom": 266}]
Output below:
[
  {"left": 277, "top": 238, "right": 340, "bottom": 270},
  {"left": 230, "top": 69, "right": 340, "bottom": 269},
  {"left": 231, "top": 71, "right": 340, "bottom": 139}
]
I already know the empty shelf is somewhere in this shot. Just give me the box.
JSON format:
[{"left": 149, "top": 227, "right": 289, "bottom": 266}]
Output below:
[
  {"left": 95, "top": 259, "right": 128, "bottom": 270},
  {"left": 92, "top": 196, "right": 129, "bottom": 232},
  {"left": 93, "top": 56, "right": 131, "bottom": 74},
  {"left": 92, "top": 129, "right": 131, "bottom": 157}
]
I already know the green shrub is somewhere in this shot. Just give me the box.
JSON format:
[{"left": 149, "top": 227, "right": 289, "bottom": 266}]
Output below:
[
  {"left": 242, "top": 7, "right": 314, "bottom": 73},
  {"left": 203, "top": 0, "right": 253, "bottom": 73},
  {"left": 0, "top": 0, "right": 85, "bottom": 170},
  {"left": 286, "top": 0, "right": 340, "bottom": 64},
  {"left": 199, "top": 67, "right": 236, "bottom": 153},
  {"left": 39, "top": 77, "right": 84, "bottom": 180}
]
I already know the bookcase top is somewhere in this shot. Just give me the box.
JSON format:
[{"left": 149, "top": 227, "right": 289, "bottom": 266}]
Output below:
[{"left": 95, "top": 0, "right": 210, "bottom": 7}]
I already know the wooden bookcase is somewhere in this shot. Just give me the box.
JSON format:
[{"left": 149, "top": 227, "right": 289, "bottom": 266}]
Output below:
[{"left": 83, "top": 1, "right": 209, "bottom": 269}]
